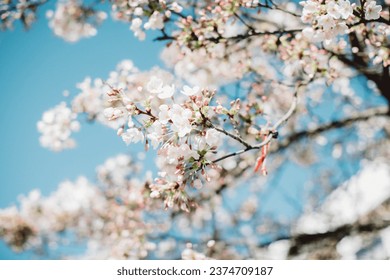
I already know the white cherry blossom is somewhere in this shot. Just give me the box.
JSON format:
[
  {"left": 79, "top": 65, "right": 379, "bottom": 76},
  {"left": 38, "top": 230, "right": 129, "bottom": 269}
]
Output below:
[
  {"left": 158, "top": 104, "right": 170, "bottom": 124},
  {"left": 47, "top": 0, "right": 106, "bottom": 42},
  {"left": 170, "top": 2, "right": 183, "bottom": 13},
  {"left": 130, "top": 18, "right": 146, "bottom": 40},
  {"left": 181, "top": 85, "right": 200, "bottom": 96},
  {"left": 327, "top": 2, "right": 341, "bottom": 19},
  {"left": 338, "top": 0, "right": 353, "bottom": 19},
  {"left": 169, "top": 104, "right": 193, "bottom": 137},
  {"left": 37, "top": 102, "right": 80, "bottom": 151},
  {"left": 121, "top": 128, "right": 144, "bottom": 144},
  {"left": 146, "top": 76, "right": 164, "bottom": 94},
  {"left": 144, "top": 11, "right": 164, "bottom": 30},
  {"left": 205, "top": 128, "right": 220, "bottom": 147},
  {"left": 147, "top": 121, "right": 164, "bottom": 148},
  {"left": 318, "top": 14, "right": 336, "bottom": 31},
  {"left": 158, "top": 84, "right": 175, "bottom": 99},
  {"left": 365, "top": 1, "right": 382, "bottom": 20}
]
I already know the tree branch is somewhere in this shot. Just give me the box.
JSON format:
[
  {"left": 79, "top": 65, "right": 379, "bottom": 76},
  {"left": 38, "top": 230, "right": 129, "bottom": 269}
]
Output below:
[
  {"left": 214, "top": 28, "right": 302, "bottom": 43},
  {"left": 155, "top": 28, "right": 302, "bottom": 43},
  {"left": 209, "top": 123, "right": 252, "bottom": 149},
  {"left": 287, "top": 198, "right": 390, "bottom": 258},
  {"left": 258, "top": 0, "right": 302, "bottom": 18},
  {"left": 212, "top": 83, "right": 301, "bottom": 164},
  {"left": 212, "top": 101, "right": 388, "bottom": 166},
  {"left": 327, "top": 49, "right": 390, "bottom": 105},
  {"left": 0, "top": 0, "right": 48, "bottom": 17},
  {"left": 274, "top": 105, "right": 389, "bottom": 152}
]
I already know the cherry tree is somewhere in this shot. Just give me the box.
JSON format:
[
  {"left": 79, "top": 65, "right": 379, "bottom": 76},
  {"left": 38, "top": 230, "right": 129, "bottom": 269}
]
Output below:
[{"left": 0, "top": 0, "right": 389, "bottom": 259}]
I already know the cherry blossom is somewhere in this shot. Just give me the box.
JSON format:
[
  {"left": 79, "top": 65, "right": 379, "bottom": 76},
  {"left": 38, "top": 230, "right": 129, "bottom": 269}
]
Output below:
[
  {"left": 300, "top": 0, "right": 356, "bottom": 41},
  {"left": 146, "top": 76, "right": 164, "bottom": 94},
  {"left": 37, "top": 102, "right": 80, "bottom": 151},
  {"left": 144, "top": 11, "right": 164, "bottom": 30},
  {"left": 338, "top": 0, "right": 353, "bottom": 19},
  {"left": 46, "top": 0, "right": 106, "bottom": 42},
  {"left": 365, "top": 1, "right": 382, "bottom": 20},
  {"left": 122, "top": 127, "right": 145, "bottom": 144},
  {"left": 327, "top": 1, "right": 342, "bottom": 19},
  {"left": 181, "top": 85, "right": 200, "bottom": 97},
  {"left": 130, "top": 18, "right": 146, "bottom": 40},
  {"left": 169, "top": 104, "right": 193, "bottom": 137}
]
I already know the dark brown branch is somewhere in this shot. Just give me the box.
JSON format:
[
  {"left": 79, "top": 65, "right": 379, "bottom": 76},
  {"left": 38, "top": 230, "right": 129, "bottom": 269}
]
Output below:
[
  {"left": 211, "top": 104, "right": 388, "bottom": 172},
  {"left": 327, "top": 49, "right": 390, "bottom": 105},
  {"left": 274, "top": 105, "right": 389, "bottom": 152},
  {"left": 155, "top": 28, "right": 302, "bottom": 43},
  {"left": 214, "top": 28, "right": 302, "bottom": 43},
  {"left": 348, "top": 16, "right": 390, "bottom": 27},
  {"left": 287, "top": 198, "right": 390, "bottom": 258},
  {"left": 233, "top": 12, "right": 255, "bottom": 31},
  {"left": 250, "top": 197, "right": 390, "bottom": 259}
]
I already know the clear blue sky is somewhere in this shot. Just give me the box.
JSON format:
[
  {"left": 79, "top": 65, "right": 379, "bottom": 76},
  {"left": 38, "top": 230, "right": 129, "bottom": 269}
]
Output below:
[{"left": 0, "top": 4, "right": 165, "bottom": 259}]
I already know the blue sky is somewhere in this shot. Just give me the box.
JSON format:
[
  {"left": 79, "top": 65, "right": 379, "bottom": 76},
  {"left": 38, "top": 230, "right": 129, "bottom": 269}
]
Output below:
[{"left": 0, "top": 5, "right": 166, "bottom": 258}]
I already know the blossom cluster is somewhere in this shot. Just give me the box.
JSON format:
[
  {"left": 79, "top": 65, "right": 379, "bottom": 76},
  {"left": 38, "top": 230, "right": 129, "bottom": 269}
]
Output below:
[
  {"left": 0, "top": 0, "right": 41, "bottom": 29},
  {"left": 46, "top": 0, "right": 107, "bottom": 42},
  {"left": 72, "top": 60, "right": 143, "bottom": 128},
  {"left": 111, "top": 0, "right": 184, "bottom": 40},
  {"left": 301, "top": 0, "right": 354, "bottom": 42},
  {"left": 0, "top": 177, "right": 105, "bottom": 251},
  {"left": 37, "top": 57, "right": 287, "bottom": 210},
  {"left": 0, "top": 153, "right": 255, "bottom": 259},
  {"left": 103, "top": 76, "right": 226, "bottom": 210},
  {"left": 96, "top": 154, "right": 140, "bottom": 187},
  {"left": 172, "top": 0, "right": 258, "bottom": 51},
  {"left": 300, "top": 0, "right": 383, "bottom": 42},
  {"left": 37, "top": 102, "right": 80, "bottom": 151},
  {"left": 0, "top": 171, "right": 159, "bottom": 259},
  {"left": 39, "top": 47, "right": 356, "bottom": 211}
]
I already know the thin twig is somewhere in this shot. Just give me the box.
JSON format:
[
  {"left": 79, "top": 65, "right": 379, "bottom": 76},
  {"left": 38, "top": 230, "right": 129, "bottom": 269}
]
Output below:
[
  {"left": 259, "top": 0, "right": 302, "bottom": 18},
  {"left": 209, "top": 123, "right": 252, "bottom": 149},
  {"left": 212, "top": 83, "right": 302, "bottom": 164},
  {"left": 274, "top": 105, "right": 389, "bottom": 152}
]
